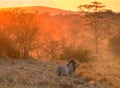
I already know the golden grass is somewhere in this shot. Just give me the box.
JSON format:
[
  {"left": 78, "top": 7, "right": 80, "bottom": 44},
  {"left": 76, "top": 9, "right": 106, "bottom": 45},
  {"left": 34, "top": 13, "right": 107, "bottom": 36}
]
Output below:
[{"left": 0, "top": 55, "right": 120, "bottom": 88}]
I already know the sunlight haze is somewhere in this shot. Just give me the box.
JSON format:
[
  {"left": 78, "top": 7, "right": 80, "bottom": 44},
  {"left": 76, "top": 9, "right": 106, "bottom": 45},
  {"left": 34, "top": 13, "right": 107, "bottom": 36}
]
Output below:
[{"left": 0, "top": 0, "right": 120, "bottom": 12}]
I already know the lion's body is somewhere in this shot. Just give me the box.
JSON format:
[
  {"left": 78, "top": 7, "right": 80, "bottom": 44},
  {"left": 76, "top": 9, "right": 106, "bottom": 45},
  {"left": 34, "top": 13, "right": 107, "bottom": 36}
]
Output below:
[
  {"left": 57, "top": 65, "right": 74, "bottom": 76},
  {"left": 57, "top": 60, "right": 79, "bottom": 76}
]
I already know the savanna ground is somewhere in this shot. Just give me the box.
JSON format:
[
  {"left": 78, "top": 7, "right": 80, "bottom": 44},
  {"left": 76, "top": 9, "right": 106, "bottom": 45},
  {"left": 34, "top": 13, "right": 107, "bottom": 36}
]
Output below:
[{"left": 0, "top": 53, "right": 120, "bottom": 88}]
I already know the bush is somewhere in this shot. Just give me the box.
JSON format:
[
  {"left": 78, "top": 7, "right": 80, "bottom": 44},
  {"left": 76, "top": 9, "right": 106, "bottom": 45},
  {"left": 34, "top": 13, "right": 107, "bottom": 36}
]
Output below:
[
  {"left": 0, "top": 35, "right": 20, "bottom": 58},
  {"left": 58, "top": 47, "right": 92, "bottom": 63},
  {"left": 109, "top": 35, "right": 120, "bottom": 58}
]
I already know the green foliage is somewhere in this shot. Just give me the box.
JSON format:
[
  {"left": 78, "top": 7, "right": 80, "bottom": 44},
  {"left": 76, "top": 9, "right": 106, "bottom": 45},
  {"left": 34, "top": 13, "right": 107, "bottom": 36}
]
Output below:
[{"left": 109, "top": 35, "right": 120, "bottom": 58}]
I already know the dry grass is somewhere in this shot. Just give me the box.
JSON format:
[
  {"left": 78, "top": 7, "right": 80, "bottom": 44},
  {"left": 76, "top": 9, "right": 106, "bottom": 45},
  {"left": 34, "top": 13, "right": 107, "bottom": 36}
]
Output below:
[
  {"left": 0, "top": 55, "right": 120, "bottom": 88},
  {"left": 77, "top": 54, "right": 120, "bottom": 88}
]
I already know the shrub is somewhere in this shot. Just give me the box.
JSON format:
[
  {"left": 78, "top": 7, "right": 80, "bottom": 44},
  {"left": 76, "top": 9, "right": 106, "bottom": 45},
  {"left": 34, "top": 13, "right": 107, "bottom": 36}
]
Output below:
[
  {"left": 58, "top": 47, "right": 91, "bottom": 63},
  {"left": 0, "top": 35, "right": 20, "bottom": 58},
  {"left": 109, "top": 35, "right": 120, "bottom": 58}
]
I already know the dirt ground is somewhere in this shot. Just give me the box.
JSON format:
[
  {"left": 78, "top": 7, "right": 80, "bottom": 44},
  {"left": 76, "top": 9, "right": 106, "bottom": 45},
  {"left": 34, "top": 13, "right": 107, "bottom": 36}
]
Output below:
[{"left": 0, "top": 55, "right": 120, "bottom": 88}]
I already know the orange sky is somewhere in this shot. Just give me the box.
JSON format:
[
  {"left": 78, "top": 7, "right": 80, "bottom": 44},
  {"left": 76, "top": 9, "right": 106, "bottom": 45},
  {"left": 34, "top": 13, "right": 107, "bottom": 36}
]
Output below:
[{"left": 0, "top": 0, "right": 120, "bottom": 12}]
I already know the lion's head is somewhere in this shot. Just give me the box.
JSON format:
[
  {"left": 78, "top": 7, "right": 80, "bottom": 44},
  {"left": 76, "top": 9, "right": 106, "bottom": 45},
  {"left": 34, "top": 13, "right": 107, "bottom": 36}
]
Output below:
[{"left": 67, "top": 60, "right": 80, "bottom": 72}]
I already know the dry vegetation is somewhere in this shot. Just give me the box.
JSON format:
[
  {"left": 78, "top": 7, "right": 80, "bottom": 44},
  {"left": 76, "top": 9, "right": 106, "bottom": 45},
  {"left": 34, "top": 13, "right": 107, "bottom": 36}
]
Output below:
[
  {"left": 0, "top": 2, "right": 120, "bottom": 88},
  {"left": 0, "top": 55, "right": 120, "bottom": 88}
]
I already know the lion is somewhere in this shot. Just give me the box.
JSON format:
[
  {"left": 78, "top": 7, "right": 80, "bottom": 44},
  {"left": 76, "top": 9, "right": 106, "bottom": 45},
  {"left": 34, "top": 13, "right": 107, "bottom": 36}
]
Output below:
[{"left": 57, "top": 60, "right": 79, "bottom": 77}]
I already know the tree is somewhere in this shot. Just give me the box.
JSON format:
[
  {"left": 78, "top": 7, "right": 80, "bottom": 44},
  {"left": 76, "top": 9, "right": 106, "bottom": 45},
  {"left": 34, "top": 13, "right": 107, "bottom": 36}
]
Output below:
[
  {"left": 0, "top": 9, "right": 40, "bottom": 59},
  {"left": 109, "top": 13, "right": 120, "bottom": 58},
  {"left": 11, "top": 9, "right": 40, "bottom": 58},
  {"left": 39, "top": 34, "right": 61, "bottom": 60},
  {"left": 78, "top": 2, "right": 105, "bottom": 12},
  {"left": 77, "top": 1, "right": 107, "bottom": 54},
  {"left": 0, "top": 10, "right": 20, "bottom": 58}
]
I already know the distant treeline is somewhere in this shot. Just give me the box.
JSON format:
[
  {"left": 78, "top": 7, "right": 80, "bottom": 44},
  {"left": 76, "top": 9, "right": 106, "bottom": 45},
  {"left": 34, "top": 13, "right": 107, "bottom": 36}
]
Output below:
[{"left": 0, "top": 9, "right": 120, "bottom": 60}]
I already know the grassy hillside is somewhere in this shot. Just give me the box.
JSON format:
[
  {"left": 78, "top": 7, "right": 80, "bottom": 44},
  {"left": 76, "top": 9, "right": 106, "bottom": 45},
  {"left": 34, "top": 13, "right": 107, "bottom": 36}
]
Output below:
[
  {"left": 0, "top": 6, "right": 79, "bottom": 15},
  {"left": 0, "top": 55, "right": 120, "bottom": 88}
]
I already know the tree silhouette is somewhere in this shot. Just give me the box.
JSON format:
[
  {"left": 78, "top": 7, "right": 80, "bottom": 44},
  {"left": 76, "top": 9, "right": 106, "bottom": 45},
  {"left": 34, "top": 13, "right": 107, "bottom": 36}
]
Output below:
[
  {"left": 6, "top": 9, "right": 40, "bottom": 59},
  {"left": 77, "top": 1, "right": 106, "bottom": 54}
]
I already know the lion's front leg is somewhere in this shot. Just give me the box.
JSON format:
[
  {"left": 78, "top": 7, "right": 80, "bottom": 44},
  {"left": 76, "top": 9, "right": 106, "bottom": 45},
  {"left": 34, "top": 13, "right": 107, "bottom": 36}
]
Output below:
[{"left": 69, "top": 70, "right": 74, "bottom": 77}]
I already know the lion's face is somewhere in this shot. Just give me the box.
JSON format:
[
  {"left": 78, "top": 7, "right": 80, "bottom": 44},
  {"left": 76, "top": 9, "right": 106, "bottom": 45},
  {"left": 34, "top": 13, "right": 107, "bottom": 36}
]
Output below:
[{"left": 68, "top": 60, "right": 80, "bottom": 70}]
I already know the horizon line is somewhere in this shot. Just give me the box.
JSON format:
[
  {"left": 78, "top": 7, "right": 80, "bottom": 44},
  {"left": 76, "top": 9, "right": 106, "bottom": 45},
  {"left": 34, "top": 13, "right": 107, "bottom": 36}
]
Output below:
[{"left": 0, "top": 5, "right": 119, "bottom": 13}]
